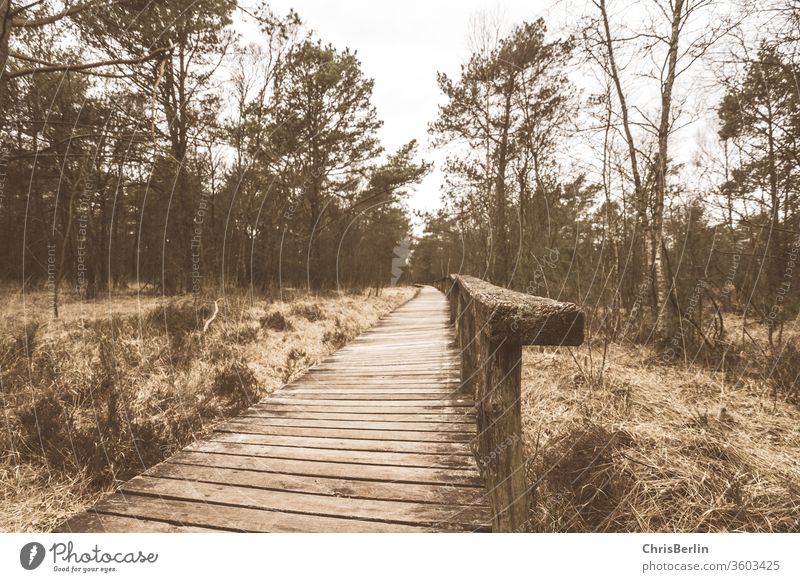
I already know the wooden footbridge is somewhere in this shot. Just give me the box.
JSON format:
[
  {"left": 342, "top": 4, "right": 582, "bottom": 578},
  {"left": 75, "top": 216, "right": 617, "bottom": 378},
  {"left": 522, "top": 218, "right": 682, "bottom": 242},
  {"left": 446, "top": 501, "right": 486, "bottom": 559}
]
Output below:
[{"left": 58, "top": 278, "right": 583, "bottom": 533}]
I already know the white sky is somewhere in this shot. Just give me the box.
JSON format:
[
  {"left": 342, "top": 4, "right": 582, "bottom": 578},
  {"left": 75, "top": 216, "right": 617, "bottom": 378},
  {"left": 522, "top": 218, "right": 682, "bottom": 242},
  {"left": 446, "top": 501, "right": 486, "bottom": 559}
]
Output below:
[{"left": 264, "top": 0, "right": 568, "bottom": 217}]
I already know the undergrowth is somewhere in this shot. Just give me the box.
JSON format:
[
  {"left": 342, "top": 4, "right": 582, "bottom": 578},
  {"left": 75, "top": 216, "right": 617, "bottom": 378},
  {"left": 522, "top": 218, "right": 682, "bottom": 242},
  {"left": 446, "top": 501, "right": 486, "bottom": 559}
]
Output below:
[{"left": 522, "top": 341, "right": 800, "bottom": 532}]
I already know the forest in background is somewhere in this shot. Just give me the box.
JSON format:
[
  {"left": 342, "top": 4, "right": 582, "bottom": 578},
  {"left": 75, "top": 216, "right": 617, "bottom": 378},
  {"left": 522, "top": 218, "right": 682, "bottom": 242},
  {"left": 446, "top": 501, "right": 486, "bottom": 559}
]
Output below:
[
  {"left": 412, "top": 0, "right": 800, "bottom": 404},
  {"left": 0, "top": 0, "right": 426, "bottom": 306}
]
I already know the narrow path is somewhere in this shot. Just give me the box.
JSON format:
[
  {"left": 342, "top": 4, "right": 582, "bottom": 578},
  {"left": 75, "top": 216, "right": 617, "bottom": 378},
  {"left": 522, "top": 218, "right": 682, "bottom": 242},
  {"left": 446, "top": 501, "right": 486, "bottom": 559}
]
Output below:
[{"left": 58, "top": 286, "right": 490, "bottom": 532}]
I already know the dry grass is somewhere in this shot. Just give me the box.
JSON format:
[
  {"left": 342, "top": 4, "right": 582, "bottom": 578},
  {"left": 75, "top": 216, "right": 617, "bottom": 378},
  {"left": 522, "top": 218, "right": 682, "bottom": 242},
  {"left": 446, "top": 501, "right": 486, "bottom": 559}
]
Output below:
[
  {"left": 521, "top": 342, "right": 800, "bottom": 532},
  {"left": 0, "top": 285, "right": 416, "bottom": 532}
]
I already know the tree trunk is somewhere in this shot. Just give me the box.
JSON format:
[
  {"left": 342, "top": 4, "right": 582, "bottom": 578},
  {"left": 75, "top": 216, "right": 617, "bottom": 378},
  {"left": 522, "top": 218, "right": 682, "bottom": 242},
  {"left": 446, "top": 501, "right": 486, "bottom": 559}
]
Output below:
[
  {"left": 0, "top": 0, "right": 11, "bottom": 118},
  {"left": 53, "top": 173, "right": 83, "bottom": 319},
  {"left": 765, "top": 102, "right": 782, "bottom": 347},
  {"left": 492, "top": 90, "right": 513, "bottom": 285},
  {"left": 308, "top": 172, "right": 323, "bottom": 290},
  {"left": 599, "top": 0, "right": 651, "bottom": 331},
  {"left": 652, "top": 0, "right": 685, "bottom": 338}
]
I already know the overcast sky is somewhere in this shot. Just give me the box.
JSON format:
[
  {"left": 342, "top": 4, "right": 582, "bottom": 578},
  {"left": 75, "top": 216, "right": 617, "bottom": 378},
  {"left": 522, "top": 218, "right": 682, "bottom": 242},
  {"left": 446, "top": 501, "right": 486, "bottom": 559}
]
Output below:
[
  {"left": 264, "top": 0, "right": 567, "bottom": 217},
  {"left": 253, "top": 0, "right": 740, "bottom": 230}
]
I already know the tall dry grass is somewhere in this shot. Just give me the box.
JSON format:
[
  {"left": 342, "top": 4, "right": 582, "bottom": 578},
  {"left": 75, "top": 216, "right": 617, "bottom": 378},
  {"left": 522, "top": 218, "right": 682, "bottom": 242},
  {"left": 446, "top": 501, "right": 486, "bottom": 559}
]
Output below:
[
  {"left": 521, "top": 342, "right": 800, "bottom": 532},
  {"left": 0, "top": 285, "right": 415, "bottom": 532}
]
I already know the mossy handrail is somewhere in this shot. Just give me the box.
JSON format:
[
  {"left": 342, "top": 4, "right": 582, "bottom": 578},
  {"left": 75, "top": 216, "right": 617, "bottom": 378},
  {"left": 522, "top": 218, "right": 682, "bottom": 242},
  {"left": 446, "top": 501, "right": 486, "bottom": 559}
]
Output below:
[{"left": 434, "top": 274, "right": 584, "bottom": 531}]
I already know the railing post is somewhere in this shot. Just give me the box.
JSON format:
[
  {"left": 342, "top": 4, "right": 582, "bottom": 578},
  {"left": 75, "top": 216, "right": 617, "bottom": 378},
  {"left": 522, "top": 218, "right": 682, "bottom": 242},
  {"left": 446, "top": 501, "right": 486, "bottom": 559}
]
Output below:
[
  {"left": 448, "top": 276, "right": 458, "bottom": 325},
  {"left": 457, "top": 288, "right": 477, "bottom": 397},
  {"left": 433, "top": 273, "right": 584, "bottom": 533},
  {"left": 476, "top": 334, "right": 529, "bottom": 532}
]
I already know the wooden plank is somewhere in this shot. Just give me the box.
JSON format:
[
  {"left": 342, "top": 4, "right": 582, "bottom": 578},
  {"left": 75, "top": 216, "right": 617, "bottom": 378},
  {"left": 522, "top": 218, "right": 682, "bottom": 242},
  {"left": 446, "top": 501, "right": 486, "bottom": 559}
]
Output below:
[
  {"left": 285, "top": 387, "right": 461, "bottom": 394},
  {"left": 350, "top": 338, "right": 452, "bottom": 350},
  {"left": 218, "top": 420, "right": 474, "bottom": 440},
  {"left": 252, "top": 406, "right": 476, "bottom": 420},
  {"left": 253, "top": 407, "right": 475, "bottom": 418},
  {"left": 300, "top": 372, "right": 458, "bottom": 378},
  {"left": 275, "top": 388, "right": 462, "bottom": 406},
  {"left": 270, "top": 393, "right": 469, "bottom": 402},
  {"left": 282, "top": 380, "right": 462, "bottom": 387},
  {"left": 241, "top": 410, "right": 476, "bottom": 424},
  {"left": 230, "top": 416, "right": 475, "bottom": 432},
  {"left": 285, "top": 383, "right": 461, "bottom": 390},
  {"left": 94, "top": 494, "right": 436, "bottom": 533},
  {"left": 324, "top": 343, "right": 454, "bottom": 347},
  {"left": 186, "top": 440, "right": 477, "bottom": 469},
  {"left": 312, "top": 365, "right": 460, "bottom": 372},
  {"left": 56, "top": 512, "right": 217, "bottom": 533},
  {"left": 120, "top": 476, "right": 490, "bottom": 529},
  {"left": 144, "top": 462, "right": 487, "bottom": 506},
  {"left": 256, "top": 402, "right": 474, "bottom": 413},
  {"left": 302, "top": 361, "right": 455, "bottom": 365},
  {"left": 168, "top": 451, "right": 484, "bottom": 486},
  {"left": 210, "top": 430, "right": 473, "bottom": 454},
  {"left": 312, "top": 365, "right": 457, "bottom": 371}
]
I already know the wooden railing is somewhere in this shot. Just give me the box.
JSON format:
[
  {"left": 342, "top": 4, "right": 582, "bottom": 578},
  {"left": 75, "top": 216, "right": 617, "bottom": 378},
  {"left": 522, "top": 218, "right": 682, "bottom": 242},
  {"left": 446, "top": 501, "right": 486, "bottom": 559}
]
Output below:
[{"left": 434, "top": 274, "right": 585, "bottom": 532}]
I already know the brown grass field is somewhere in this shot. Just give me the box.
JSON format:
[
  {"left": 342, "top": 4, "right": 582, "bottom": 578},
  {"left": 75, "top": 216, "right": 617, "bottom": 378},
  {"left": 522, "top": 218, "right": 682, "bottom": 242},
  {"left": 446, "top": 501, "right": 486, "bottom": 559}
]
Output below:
[
  {"left": 0, "top": 285, "right": 416, "bottom": 532},
  {"left": 522, "top": 342, "right": 800, "bottom": 532},
  {"left": 1, "top": 285, "right": 798, "bottom": 532}
]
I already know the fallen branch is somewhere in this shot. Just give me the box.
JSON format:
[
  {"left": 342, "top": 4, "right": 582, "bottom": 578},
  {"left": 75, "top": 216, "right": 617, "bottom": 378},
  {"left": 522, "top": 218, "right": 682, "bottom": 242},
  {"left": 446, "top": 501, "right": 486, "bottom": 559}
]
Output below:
[{"left": 202, "top": 300, "right": 219, "bottom": 333}]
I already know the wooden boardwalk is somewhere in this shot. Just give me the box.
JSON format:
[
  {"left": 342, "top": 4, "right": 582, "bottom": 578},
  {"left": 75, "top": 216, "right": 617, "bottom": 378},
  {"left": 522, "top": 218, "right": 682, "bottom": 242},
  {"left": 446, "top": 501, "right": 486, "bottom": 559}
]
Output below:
[{"left": 58, "top": 286, "right": 491, "bottom": 532}]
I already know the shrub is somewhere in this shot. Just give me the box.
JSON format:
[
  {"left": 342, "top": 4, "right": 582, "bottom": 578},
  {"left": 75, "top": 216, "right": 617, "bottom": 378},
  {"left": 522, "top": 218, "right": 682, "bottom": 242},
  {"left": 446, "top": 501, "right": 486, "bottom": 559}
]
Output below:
[
  {"left": 260, "top": 309, "right": 294, "bottom": 331},
  {"left": 224, "top": 325, "right": 260, "bottom": 344},
  {"left": 281, "top": 348, "right": 309, "bottom": 383},
  {"left": 146, "top": 300, "right": 215, "bottom": 337},
  {"left": 322, "top": 329, "right": 350, "bottom": 350},
  {"left": 291, "top": 302, "right": 323, "bottom": 322},
  {"left": 536, "top": 424, "right": 634, "bottom": 531},
  {"left": 211, "top": 360, "right": 259, "bottom": 407},
  {"left": 767, "top": 342, "right": 800, "bottom": 403}
]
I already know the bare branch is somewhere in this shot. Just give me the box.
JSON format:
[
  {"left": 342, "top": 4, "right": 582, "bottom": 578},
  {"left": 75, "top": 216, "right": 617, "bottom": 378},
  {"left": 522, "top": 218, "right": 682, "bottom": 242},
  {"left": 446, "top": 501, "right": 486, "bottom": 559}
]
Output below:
[
  {"left": 7, "top": 44, "right": 173, "bottom": 79},
  {"left": 10, "top": 0, "right": 118, "bottom": 27}
]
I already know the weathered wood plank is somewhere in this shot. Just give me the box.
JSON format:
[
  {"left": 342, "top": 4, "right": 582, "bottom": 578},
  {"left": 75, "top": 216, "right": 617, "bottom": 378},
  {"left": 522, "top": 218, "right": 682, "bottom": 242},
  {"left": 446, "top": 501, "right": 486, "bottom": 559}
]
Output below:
[
  {"left": 210, "top": 430, "right": 473, "bottom": 454},
  {"left": 93, "top": 494, "right": 437, "bottom": 532},
  {"left": 120, "top": 476, "right": 490, "bottom": 529},
  {"left": 440, "top": 274, "right": 584, "bottom": 345},
  {"left": 283, "top": 380, "right": 462, "bottom": 387},
  {"left": 186, "top": 440, "right": 477, "bottom": 469},
  {"left": 168, "top": 451, "right": 484, "bottom": 486},
  {"left": 230, "top": 416, "right": 475, "bottom": 432},
  {"left": 145, "top": 462, "right": 488, "bottom": 506},
  {"left": 286, "top": 387, "right": 460, "bottom": 394},
  {"left": 215, "top": 421, "right": 474, "bottom": 442},
  {"left": 56, "top": 512, "right": 217, "bottom": 533},
  {"left": 275, "top": 392, "right": 464, "bottom": 401},
  {"left": 254, "top": 407, "right": 474, "bottom": 417},
  {"left": 241, "top": 410, "right": 475, "bottom": 424}
]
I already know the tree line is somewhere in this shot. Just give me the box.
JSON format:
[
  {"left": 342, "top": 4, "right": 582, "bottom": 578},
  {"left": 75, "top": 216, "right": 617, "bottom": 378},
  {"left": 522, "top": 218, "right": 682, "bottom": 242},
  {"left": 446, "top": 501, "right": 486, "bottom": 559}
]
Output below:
[
  {"left": 0, "top": 0, "right": 425, "bottom": 310},
  {"left": 412, "top": 0, "right": 800, "bottom": 364}
]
